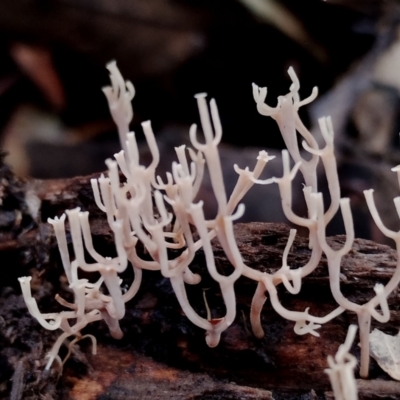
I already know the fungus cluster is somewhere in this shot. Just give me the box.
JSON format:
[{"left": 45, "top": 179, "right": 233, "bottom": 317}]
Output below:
[{"left": 18, "top": 61, "right": 400, "bottom": 382}]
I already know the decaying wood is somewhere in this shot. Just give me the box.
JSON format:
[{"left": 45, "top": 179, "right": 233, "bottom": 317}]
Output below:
[
  {"left": 1, "top": 166, "right": 400, "bottom": 399},
  {"left": 64, "top": 345, "right": 274, "bottom": 400}
]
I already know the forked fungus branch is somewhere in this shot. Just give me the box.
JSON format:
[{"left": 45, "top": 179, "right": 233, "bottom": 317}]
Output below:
[{"left": 18, "top": 61, "right": 400, "bottom": 386}]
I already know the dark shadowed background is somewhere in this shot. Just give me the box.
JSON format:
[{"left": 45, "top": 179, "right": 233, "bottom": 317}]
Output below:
[{"left": 0, "top": 0, "right": 399, "bottom": 242}]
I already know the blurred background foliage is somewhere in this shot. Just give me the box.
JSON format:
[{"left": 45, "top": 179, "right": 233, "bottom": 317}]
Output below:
[{"left": 1, "top": 0, "right": 400, "bottom": 242}]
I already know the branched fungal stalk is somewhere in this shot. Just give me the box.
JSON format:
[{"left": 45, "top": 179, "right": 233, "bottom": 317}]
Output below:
[
  {"left": 325, "top": 325, "right": 358, "bottom": 400},
  {"left": 19, "top": 61, "right": 399, "bottom": 386}
]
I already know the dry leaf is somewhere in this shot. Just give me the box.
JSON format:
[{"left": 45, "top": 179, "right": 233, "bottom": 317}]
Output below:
[{"left": 370, "top": 328, "right": 400, "bottom": 380}]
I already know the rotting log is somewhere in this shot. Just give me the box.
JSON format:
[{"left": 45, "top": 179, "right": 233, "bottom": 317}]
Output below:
[{"left": 1, "top": 167, "right": 400, "bottom": 399}]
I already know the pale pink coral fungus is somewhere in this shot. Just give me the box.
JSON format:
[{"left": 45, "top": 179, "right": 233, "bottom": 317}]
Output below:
[{"left": 19, "top": 61, "right": 400, "bottom": 385}]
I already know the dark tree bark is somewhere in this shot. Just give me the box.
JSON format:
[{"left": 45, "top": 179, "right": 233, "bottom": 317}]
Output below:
[{"left": 1, "top": 162, "right": 400, "bottom": 399}]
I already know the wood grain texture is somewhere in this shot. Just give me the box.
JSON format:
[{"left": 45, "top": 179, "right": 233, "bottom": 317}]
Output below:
[{"left": 1, "top": 166, "right": 400, "bottom": 398}]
